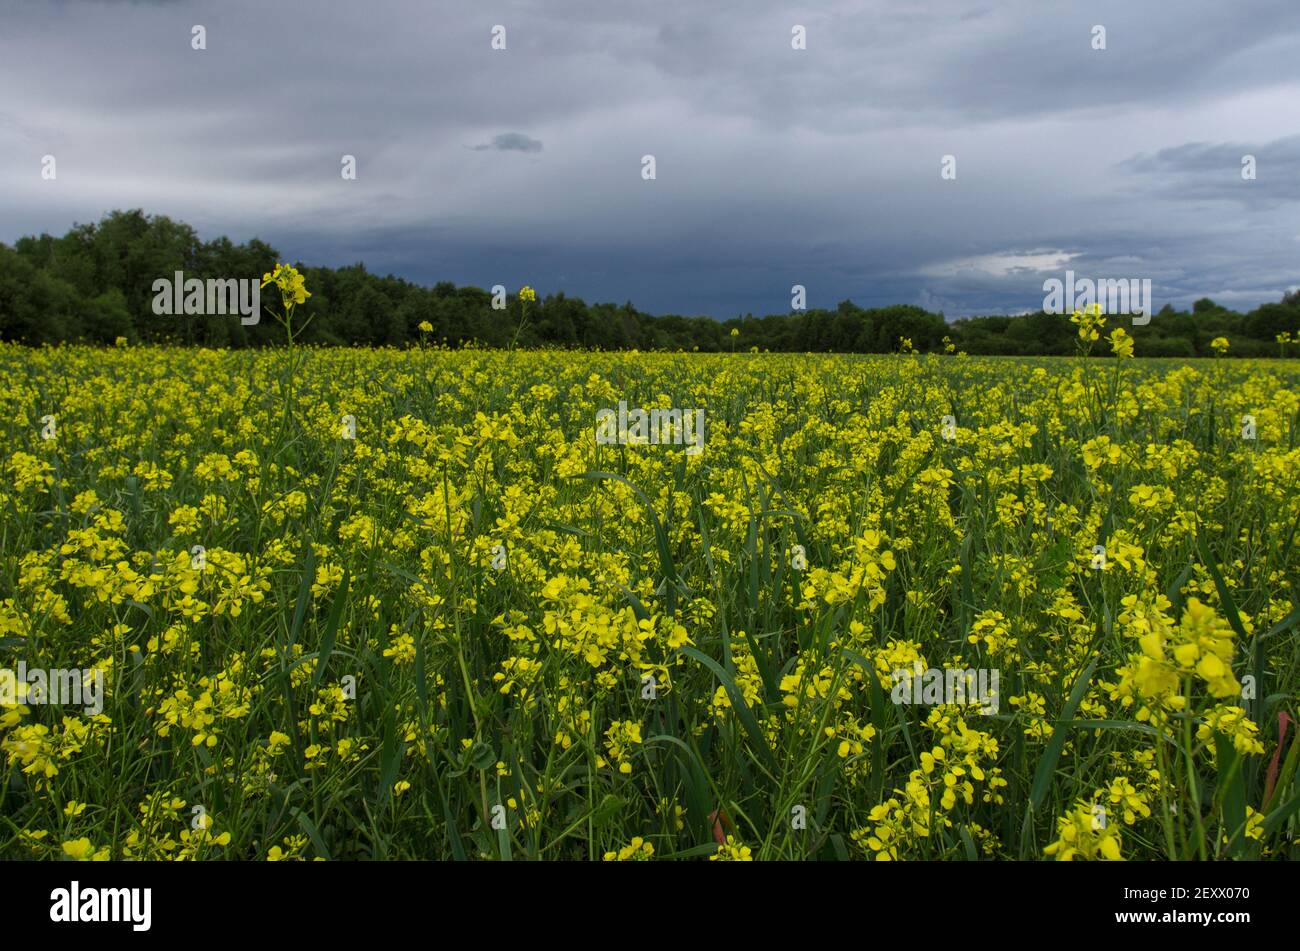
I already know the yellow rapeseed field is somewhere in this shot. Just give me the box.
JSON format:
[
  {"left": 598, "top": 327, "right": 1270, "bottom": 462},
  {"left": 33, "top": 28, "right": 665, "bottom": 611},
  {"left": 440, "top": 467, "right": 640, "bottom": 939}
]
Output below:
[{"left": 2, "top": 312, "right": 1298, "bottom": 859}]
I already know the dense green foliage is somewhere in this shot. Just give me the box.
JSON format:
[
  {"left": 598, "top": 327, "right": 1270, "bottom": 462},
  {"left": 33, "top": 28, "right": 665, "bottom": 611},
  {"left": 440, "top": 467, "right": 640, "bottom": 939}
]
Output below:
[{"left": 2, "top": 210, "right": 1297, "bottom": 356}]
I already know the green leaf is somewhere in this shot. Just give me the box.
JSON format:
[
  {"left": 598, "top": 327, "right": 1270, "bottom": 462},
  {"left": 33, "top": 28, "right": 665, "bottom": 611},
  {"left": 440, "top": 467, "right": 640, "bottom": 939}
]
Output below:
[
  {"left": 591, "top": 793, "right": 623, "bottom": 826},
  {"left": 960, "top": 825, "right": 979, "bottom": 862},
  {"left": 290, "top": 807, "right": 333, "bottom": 861},
  {"left": 680, "top": 645, "right": 776, "bottom": 774},
  {"left": 1215, "top": 733, "right": 1248, "bottom": 858},
  {"left": 311, "top": 569, "right": 349, "bottom": 693},
  {"left": 1196, "top": 534, "right": 1250, "bottom": 641},
  {"left": 470, "top": 740, "right": 497, "bottom": 772},
  {"left": 1263, "top": 783, "right": 1300, "bottom": 837},
  {"left": 1021, "top": 654, "right": 1099, "bottom": 858},
  {"left": 375, "top": 709, "right": 404, "bottom": 808},
  {"left": 287, "top": 544, "right": 318, "bottom": 649}
]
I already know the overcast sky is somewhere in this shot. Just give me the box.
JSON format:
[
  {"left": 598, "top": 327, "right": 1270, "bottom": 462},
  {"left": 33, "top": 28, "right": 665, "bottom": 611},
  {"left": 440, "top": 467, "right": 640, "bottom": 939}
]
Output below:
[{"left": 2, "top": 0, "right": 1299, "bottom": 318}]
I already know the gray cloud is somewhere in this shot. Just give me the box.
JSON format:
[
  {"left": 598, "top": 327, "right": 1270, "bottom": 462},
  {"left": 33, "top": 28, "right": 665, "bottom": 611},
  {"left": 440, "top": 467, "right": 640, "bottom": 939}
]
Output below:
[
  {"left": 1, "top": 0, "right": 1298, "bottom": 318},
  {"left": 1120, "top": 135, "right": 1300, "bottom": 207},
  {"left": 468, "top": 133, "right": 544, "bottom": 153}
]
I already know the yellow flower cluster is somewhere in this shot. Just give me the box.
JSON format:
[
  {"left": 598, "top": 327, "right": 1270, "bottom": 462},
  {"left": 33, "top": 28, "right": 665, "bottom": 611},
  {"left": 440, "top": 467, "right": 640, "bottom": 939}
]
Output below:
[
  {"left": 261, "top": 262, "right": 311, "bottom": 308},
  {"left": 1113, "top": 597, "right": 1243, "bottom": 718},
  {"left": 1070, "top": 302, "right": 1106, "bottom": 342}
]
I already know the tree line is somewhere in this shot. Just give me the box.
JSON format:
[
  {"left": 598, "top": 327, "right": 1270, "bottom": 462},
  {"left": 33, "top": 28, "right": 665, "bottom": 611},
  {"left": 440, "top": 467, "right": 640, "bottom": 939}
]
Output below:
[{"left": 3, "top": 210, "right": 1298, "bottom": 356}]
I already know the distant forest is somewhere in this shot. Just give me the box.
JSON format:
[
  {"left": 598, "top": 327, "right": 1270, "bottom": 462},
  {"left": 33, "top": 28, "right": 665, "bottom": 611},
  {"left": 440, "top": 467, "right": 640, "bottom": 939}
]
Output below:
[{"left": 3, "top": 210, "right": 1298, "bottom": 356}]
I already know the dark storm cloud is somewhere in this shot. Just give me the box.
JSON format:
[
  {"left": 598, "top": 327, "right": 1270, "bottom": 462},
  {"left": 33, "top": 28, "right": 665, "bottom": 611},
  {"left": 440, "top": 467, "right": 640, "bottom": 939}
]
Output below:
[{"left": 1, "top": 0, "right": 1298, "bottom": 318}]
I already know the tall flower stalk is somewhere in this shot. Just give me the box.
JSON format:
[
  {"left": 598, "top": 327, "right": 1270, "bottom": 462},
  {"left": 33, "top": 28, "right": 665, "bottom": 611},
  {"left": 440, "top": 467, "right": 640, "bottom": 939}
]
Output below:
[
  {"left": 261, "top": 263, "right": 312, "bottom": 425},
  {"left": 509, "top": 285, "right": 536, "bottom": 352}
]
